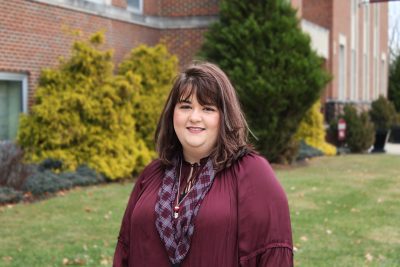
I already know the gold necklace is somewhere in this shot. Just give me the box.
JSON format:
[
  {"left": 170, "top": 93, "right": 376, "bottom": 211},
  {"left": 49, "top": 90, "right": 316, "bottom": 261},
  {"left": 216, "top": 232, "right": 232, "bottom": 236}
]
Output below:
[
  {"left": 173, "top": 160, "right": 199, "bottom": 219},
  {"left": 173, "top": 160, "right": 183, "bottom": 219}
]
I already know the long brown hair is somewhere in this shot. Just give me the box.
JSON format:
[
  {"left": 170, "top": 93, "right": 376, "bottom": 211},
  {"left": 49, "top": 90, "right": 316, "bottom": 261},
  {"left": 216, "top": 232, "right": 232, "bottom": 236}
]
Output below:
[{"left": 155, "top": 61, "right": 254, "bottom": 171}]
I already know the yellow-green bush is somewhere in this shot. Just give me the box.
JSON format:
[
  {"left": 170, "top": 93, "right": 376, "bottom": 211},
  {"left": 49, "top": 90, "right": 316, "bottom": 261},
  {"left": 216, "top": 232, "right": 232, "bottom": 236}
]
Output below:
[
  {"left": 17, "top": 33, "right": 152, "bottom": 180},
  {"left": 295, "top": 101, "right": 337, "bottom": 156},
  {"left": 118, "top": 44, "right": 178, "bottom": 151}
]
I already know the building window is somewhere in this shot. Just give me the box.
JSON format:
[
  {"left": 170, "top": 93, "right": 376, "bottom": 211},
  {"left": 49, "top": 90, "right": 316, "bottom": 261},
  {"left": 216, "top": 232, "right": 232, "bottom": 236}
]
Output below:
[
  {"left": 0, "top": 73, "right": 28, "bottom": 141},
  {"left": 127, "top": 0, "right": 142, "bottom": 13},
  {"left": 85, "top": 0, "right": 110, "bottom": 4}
]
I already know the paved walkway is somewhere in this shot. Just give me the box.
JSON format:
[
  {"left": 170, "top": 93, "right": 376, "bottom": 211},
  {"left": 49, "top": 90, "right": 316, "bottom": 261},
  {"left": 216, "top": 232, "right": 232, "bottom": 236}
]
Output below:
[{"left": 385, "top": 142, "right": 400, "bottom": 155}]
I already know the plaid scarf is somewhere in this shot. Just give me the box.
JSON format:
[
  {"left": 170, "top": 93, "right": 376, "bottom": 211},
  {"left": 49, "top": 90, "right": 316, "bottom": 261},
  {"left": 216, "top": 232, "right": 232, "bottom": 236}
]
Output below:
[{"left": 155, "top": 157, "right": 216, "bottom": 265}]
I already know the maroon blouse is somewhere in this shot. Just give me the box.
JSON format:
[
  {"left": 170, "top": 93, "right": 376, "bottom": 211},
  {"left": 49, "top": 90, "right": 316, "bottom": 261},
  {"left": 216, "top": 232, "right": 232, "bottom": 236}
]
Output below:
[{"left": 113, "top": 153, "right": 293, "bottom": 267}]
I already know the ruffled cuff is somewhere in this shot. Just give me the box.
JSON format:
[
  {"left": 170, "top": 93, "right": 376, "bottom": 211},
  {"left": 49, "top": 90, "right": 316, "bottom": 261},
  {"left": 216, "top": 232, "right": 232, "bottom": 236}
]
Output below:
[{"left": 239, "top": 243, "right": 293, "bottom": 267}]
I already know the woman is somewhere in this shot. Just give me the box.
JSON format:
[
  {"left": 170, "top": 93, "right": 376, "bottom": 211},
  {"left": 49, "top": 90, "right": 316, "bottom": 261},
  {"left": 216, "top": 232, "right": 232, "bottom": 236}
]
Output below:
[{"left": 113, "top": 62, "right": 293, "bottom": 267}]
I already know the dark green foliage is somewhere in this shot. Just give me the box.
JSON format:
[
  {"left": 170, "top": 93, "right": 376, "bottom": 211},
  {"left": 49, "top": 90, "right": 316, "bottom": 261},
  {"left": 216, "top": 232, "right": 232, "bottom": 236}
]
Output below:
[
  {"left": 76, "top": 165, "right": 105, "bottom": 181},
  {"left": 389, "top": 53, "right": 400, "bottom": 112},
  {"left": 1, "top": 162, "right": 105, "bottom": 203},
  {"left": 59, "top": 172, "right": 95, "bottom": 187},
  {"left": 369, "top": 96, "right": 398, "bottom": 131},
  {"left": 59, "top": 165, "right": 105, "bottom": 186},
  {"left": 0, "top": 147, "right": 105, "bottom": 203},
  {"left": 329, "top": 105, "right": 375, "bottom": 153},
  {"left": 22, "top": 171, "right": 73, "bottom": 196},
  {"left": 276, "top": 136, "right": 299, "bottom": 164},
  {"left": 0, "top": 187, "right": 23, "bottom": 204},
  {"left": 199, "top": 0, "right": 330, "bottom": 162},
  {"left": 296, "top": 140, "right": 324, "bottom": 161},
  {"left": 23, "top": 163, "right": 104, "bottom": 196},
  {"left": 0, "top": 142, "right": 32, "bottom": 190},
  {"left": 38, "top": 158, "right": 63, "bottom": 172}
]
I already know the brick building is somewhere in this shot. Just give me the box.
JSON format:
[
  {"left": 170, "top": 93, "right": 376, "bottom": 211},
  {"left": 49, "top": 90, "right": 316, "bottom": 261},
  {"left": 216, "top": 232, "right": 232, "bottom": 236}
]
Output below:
[
  {"left": 0, "top": 0, "right": 389, "bottom": 140},
  {"left": 0, "top": 0, "right": 218, "bottom": 140},
  {"left": 300, "top": 0, "right": 389, "bottom": 121}
]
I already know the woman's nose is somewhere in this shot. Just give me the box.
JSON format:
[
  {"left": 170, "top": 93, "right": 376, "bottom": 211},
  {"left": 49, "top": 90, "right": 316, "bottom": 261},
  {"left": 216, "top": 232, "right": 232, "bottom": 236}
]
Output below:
[{"left": 189, "top": 108, "right": 201, "bottom": 122}]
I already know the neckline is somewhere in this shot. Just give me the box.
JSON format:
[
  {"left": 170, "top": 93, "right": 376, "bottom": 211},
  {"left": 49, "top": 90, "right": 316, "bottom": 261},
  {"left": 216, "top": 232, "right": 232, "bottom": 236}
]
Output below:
[
  {"left": 182, "top": 155, "right": 209, "bottom": 167},
  {"left": 180, "top": 151, "right": 210, "bottom": 167}
]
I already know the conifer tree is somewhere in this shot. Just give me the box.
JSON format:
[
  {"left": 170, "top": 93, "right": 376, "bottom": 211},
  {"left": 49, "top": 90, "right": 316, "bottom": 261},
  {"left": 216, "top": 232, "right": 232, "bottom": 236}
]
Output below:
[
  {"left": 200, "top": 0, "right": 330, "bottom": 162},
  {"left": 389, "top": 54, "right": 400, "bottom": 112},
  {"left": 17, "top": 33, "right": 151, "bottom": 179}
]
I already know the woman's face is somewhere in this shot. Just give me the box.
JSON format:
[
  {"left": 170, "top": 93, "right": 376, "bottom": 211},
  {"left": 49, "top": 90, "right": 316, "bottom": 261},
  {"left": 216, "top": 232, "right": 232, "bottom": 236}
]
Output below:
[{"left": 173, "top": 94, "right": 220, "bottom": 161}]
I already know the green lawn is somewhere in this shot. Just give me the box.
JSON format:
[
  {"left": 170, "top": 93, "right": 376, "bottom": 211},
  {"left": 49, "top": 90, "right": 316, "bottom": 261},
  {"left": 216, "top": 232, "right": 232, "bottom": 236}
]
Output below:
[
  {"left": 0, "top": 154, "right": 399, "bottom": 266},
  {"left": 280, "top": 154, "right": 400, "bottom": 267}
]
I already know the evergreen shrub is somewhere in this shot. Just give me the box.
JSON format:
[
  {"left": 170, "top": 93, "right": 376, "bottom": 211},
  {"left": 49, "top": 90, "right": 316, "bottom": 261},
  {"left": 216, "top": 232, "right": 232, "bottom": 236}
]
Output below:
[
  {"left": 0, "top": 158, "right": 105, "bottom": 203},
  {"left": 0, "top": 187, "right": 23, "bottom": 204},
  {"left": 58, "top": 172, "right": 94, "bottom": 187},
  {"left": 119, "top": 44, "right": 178, "bottom": 152},
  {"left": 296, "top": 140, "right": 324, "bottom": 161},
  {"left": 389, "top": 53, "right": 400, "bottom": 112},
  {"left": 369, "top": 95, "right": 397, "bottom": 131},
  {"left": 22, "top": 171, "right": 73, "bottom": 196},
  {"left": 329, "top": 105, "right": 375, "bottom": 153},
  {"left": 199, "top": 0, "right": 330, "bottom": 162},
  {"left": 18, "top": 165, "right": 103, "bottom": 200},
  {"left": 295, "top": 101, "right": 337, "bottom": 156},
  {"left": 59, "top": 165, "right": 105, "bottom": 186},
  {"left": 38, "top": 158, "right": 63, "bottom": 172},
  {"left": 17, "top": 33, "right": 146, "bottom": 179}
]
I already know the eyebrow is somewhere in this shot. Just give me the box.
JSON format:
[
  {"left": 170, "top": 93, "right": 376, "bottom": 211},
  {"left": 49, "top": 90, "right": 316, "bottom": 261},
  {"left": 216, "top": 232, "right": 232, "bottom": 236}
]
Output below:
[
  {"left": 178, "top": 98, "right": 217, "bottom": 107},
  {"left": 178, "top": 99, "right": 191, "bottom": 104}
]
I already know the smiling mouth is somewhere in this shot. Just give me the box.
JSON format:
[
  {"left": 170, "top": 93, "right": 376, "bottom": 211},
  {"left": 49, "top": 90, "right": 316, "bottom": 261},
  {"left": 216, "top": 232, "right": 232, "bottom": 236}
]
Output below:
[{"left": 187, "top": 127, "right": 205, "bottom": 133}]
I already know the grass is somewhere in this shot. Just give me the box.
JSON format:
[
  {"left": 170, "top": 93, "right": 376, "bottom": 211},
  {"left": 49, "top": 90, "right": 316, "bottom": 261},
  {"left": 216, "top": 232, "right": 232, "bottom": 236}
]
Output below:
[
  {"left": 0, "top": 184, "right": 132, "bottom": 267},
  {"left": 279, "top": 154, "right": 400, "bottom": 267},
  {"left": 0, "top": 154, "right": 399, "bottom": 266}
]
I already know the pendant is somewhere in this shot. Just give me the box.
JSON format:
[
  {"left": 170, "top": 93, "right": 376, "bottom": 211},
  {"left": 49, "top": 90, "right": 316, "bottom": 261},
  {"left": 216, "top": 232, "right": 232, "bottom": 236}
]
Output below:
[{"left": 173, "top": 205, "right": 180, "bottom": 219}]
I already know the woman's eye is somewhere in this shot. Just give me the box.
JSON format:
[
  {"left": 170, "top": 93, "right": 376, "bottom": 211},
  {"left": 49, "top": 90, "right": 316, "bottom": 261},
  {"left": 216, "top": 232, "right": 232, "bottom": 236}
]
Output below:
[
  {"left": 180, "top": 105, "right": 191, "bottom": 109},
  {"left": 204, "top": 107, "right": 216, "bottom": 112}
]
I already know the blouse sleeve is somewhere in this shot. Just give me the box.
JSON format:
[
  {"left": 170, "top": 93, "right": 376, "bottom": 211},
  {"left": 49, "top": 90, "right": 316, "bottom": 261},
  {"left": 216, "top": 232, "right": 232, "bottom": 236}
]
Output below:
[
  {"left": 113, "top": 160, "right": 160, "bottom": 267},
  {"left": 236, "top": 154, "right": 293, "bottom": 267}
]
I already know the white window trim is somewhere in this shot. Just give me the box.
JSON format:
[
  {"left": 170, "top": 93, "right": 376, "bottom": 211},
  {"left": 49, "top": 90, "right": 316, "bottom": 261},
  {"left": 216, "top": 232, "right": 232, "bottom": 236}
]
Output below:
[
  {"left": 381, "top": 53, "right": 387, "bottom": 97},
  {"left": 351, "top": 0, "right": 359, "bottom": 101},
  {"left": 85, "top": 0, "right": 109, "bottom": 4},
  {"left": 373, "top": 5, "right": 380, "bottom": 99},
  {"left": 351, "top": 0, "right": 357, "bottom": 50},
  {"left": 351, "top": 50, "right": 357, "bottom": 100},
  {"left": 31, "top": 0, "right": 216, "bottom": 29},
  {"left": 338, "top": 34, "right": 347, "bottom": 101},
  {"left": 0, "top": 72, "right": 29, "bottom": 113},
  {"left": 363, "top": 4, "right": 370, "bottom": 101},
  {"left": 127, "top": 0, "right": 143, "bottom": 14}
]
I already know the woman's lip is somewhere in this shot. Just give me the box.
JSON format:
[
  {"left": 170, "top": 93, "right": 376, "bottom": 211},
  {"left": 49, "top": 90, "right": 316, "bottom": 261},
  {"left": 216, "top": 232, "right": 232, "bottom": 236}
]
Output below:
[{"left": 186, "top": 127, "right": 205, "bottom": 133}]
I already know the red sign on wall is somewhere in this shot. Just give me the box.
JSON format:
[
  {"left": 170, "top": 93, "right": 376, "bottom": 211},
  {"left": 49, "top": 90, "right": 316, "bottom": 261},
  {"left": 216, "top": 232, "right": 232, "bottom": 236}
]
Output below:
[{"left": 338, "top": 118, "right": 346, "bottom": 141}]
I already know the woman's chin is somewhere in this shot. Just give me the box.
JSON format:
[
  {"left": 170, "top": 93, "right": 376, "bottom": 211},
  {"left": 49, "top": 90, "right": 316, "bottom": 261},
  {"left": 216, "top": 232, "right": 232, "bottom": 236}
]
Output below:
[{"left": 185, "top": 142, "right": 206, "bottom": 149}]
